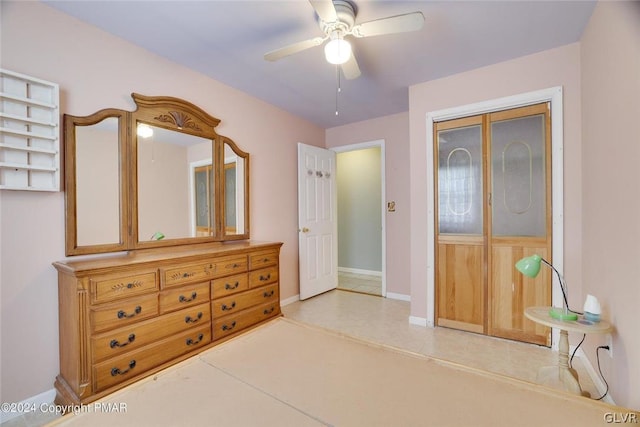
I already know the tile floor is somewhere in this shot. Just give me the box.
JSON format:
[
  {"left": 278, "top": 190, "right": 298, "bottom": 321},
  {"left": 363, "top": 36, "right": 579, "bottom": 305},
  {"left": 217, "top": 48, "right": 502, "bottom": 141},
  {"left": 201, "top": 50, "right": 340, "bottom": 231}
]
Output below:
[
  {"left": 337, "top": 271, "right": 382, "bottom": 296},
  {"left": 2, "top": 289, "right": 604, "bottom": 427},
  {"left": 282, "top": 290, "right": 600, "bottom": 399}
]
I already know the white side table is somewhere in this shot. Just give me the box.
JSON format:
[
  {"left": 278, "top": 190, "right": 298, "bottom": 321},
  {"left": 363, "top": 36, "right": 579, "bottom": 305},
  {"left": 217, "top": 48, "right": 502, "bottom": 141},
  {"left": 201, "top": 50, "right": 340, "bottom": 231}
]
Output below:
[{"left": 524, "top": 306, "right": 612, "bottom": 397}]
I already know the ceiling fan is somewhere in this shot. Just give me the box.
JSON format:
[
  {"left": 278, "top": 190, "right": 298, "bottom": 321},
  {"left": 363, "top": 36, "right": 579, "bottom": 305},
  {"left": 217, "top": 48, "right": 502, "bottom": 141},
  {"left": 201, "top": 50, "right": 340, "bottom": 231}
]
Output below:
[{"left": 264, "top": 0, "right": 425, "bottom": 80}]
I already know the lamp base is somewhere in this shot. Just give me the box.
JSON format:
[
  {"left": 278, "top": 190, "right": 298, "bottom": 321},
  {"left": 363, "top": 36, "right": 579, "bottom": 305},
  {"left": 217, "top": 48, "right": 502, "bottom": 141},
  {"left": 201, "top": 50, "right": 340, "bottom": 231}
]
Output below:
[{"left": 548, "top": 307, "right": 578, "bottom": 321}]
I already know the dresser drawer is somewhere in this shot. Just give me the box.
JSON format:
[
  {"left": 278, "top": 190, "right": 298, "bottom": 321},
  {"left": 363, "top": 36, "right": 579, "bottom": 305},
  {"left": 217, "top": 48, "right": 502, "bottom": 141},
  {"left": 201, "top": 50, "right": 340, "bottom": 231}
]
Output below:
[
  {"left": 212, "top": 254, "right": 248, "bottom": 277},
  {"left": 92, "top": 303, "right": 211, "bottom": 363},
  {"left": 213, "top": 301, "right": 280, "bottom": 340},
  {"left": 159, "top": 282, "right": 210, "bottom": 313},
  {"left": 211, "top": 273, "right": 248, "bottom": 298},
  {"left": 91, "top": 294, "right": 158, "bottom": 333},
  {"left": 211, "top": 283, "right": 279, "bottom": 317},
  {"left": 90, "top": 271, "right": 158, "bottom": 304},
  {"left": 249, "top": 250, "right": 279, "bottom": 269},
  {"left": 160, "top": 261, "right": 216, "bottom": 288},
  {"left": 160, "top": 255, "right": 248, "bottom": 288},
  {"left": 93, "top": 324, "right": 211, "bottom": 392},
  {"left": 249, "top": 266, "right": 279, "bottom": 288}
]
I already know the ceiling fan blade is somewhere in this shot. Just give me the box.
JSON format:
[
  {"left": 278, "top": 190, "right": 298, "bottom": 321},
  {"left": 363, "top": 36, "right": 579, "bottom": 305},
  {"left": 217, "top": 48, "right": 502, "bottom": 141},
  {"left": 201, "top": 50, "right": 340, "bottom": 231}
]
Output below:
[
  {"left": 341, "top": 53, "right": 361, "bottom": 80},
  {"left": 309, "top": 0, "right": 338, "bottom": 23},
  {"left": 351, "top": 12, "right": 425, "bottom": 38},
  {"left": 264, "top": 37, "right": 325, "bottom": 62}
]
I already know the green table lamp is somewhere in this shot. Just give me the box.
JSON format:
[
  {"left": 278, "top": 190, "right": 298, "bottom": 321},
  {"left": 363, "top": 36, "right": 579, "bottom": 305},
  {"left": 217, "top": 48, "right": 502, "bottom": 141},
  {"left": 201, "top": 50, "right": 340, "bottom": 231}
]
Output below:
[
  {"left": 150, "top": 231, "right": 165, "bottom": 241},
  {"left": 515, "top": 254, "right": 578, "bottom": 321}
]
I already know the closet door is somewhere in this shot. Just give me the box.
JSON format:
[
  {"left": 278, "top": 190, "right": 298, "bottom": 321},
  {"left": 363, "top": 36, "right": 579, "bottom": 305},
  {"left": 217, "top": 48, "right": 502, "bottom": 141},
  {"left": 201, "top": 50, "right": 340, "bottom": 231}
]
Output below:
[
  {"left": 435, "top": 116, "right": 486, "bottom": 334},
  {"left": 435, "top": 103, "right": 551, "bottom": 345},
  {"left": 488, "top": 104, "right": 551, "bottom": 345}
]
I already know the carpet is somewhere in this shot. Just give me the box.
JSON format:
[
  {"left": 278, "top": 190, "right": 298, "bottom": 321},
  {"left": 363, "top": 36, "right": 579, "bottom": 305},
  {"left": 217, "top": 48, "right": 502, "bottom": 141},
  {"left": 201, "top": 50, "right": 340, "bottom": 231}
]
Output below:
[{"left": 49, "top": 318, "right": 636, "bottom": 426}]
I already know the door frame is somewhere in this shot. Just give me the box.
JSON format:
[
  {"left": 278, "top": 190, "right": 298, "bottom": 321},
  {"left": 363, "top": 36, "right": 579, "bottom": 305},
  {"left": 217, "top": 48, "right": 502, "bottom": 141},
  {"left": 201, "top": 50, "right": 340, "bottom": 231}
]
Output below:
[
  {"left": 425, "top": 87, "right": 564, "bottom": 348},
  {"left": 332, "top": 139, "right": 387, "bottom": 297},
  {"left": 189, "top": 158, "right": 213, "bottom": 236}
]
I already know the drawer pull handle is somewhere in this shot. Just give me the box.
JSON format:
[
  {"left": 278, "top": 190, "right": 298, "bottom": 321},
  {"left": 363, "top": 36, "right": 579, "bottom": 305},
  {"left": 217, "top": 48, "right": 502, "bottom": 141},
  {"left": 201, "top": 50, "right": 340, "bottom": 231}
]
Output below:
[
  {"left": 263, "top": 290, "right": 275, "bottom": 298},
  {"left": 262, "top": 258, "right": 270, "bottom": 262},
  {"left": 222, "top": 321, "right": 237, "bottom": 331},
  {"left": 259, "top": 274, "right": 271, "bottom": 282},
  {"left": 111, "top": 360, "right": 136, "bottom": 377},
  {"left": 221, "top": 302, "right": 236, "bottom": 311},
  {"left": 110, "top": 334, "right": 136, "bottom": 349},
  {"left": 185, "top": 312, "right": 203, "bottom": 324},
  {"left": 127, "top": 283, "right": 134, "bottom": 289},
  {"left": 225, "top": 282, "right": 239, "bottom": 290},
  {"left": 263, "top": 307, "right": 275, "bottom": 315},
  {"left": 179, "top": 292, "right": 197, "bottom": 303},
  {"left": 186, "top": 333, "right": 204, "bottom": 346},
  {"left": 232, "top": 263, "right": 240, "bottom": 268},
  {"left": 117, "top": 306, "right": 141, "bottom": 319}
]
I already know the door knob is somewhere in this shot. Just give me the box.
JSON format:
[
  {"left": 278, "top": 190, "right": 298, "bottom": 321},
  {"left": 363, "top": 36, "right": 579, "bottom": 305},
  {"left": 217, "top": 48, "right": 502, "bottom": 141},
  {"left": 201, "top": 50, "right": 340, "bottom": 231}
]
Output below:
[{"left": 300, "top": 227, "right": 310, "bottom": 233}]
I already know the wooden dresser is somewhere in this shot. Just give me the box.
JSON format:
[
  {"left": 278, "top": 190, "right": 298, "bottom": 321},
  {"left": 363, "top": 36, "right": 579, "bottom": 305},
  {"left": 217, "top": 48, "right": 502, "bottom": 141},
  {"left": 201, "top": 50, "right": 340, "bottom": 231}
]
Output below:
[{"left": 53, "top": 241, "right": 282, "bottom": 405}]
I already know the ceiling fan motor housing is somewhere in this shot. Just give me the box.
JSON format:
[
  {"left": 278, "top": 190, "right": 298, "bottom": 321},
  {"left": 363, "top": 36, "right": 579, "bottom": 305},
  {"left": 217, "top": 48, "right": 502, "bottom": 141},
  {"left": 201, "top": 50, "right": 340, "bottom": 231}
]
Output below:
[{"left": 320, "top": 0, "right": 356, "bottom": 37}]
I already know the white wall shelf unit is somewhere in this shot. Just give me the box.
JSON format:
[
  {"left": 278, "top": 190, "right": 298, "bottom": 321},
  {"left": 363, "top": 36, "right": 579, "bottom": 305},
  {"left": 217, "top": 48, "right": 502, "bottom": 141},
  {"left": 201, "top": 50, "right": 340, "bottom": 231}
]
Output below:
[{"left": 0, "top": 69, "right": 60, "bottom": 191}]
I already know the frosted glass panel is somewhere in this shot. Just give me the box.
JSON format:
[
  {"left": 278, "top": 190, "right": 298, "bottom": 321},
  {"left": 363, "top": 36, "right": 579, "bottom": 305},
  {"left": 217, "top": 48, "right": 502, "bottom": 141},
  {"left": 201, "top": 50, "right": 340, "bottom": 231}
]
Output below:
[
  {"left": 491, "top": 114, "right": 546, "bottom": 237},
  {"left": 438, "top": 125, "right": 483, "bottom": 234}
]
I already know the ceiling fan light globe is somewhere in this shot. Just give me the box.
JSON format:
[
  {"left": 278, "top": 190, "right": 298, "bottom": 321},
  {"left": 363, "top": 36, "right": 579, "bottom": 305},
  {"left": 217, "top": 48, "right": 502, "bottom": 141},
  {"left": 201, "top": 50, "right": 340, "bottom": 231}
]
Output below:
[
  {"left": 137, "top": 124, "right": 154, "bottom": 138},
  {"left": 324, "top": 38, "right": 351, "bottom": 65}
]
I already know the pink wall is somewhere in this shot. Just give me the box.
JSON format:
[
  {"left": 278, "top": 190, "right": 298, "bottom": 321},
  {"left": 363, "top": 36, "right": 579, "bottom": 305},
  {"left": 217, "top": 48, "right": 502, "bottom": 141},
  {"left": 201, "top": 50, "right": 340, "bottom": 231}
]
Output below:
[
  {"left": 408, "top": 43, "right": 583, "bottom": 320},
  {"left": 580, "top": 1, "right": 640, "bottom": 409},
  {"left": 3, "top": 0, "right": 638, "bottom": 412},
  {"left": 0, "top": 1, "right": 323, "bottom": 403},
  {"left": 326, "top": 112, "right": 411, "bottom": 296}
]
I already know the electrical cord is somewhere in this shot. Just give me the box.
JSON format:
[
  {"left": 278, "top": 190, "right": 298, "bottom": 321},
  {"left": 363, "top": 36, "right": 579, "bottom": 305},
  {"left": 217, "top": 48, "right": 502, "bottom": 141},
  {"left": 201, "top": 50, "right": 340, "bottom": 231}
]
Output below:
[
  {"left": 569, "top": 333, "right": 586, "bottom": 369},
  {"left": 595, "top": 345, "right": 610, "bottom": 400},
  {"left": 569, "top": 338, "right": 610, "bottom": 400},
  {"left": 542, "top": 259, "right": 584, "bottom": 315}
]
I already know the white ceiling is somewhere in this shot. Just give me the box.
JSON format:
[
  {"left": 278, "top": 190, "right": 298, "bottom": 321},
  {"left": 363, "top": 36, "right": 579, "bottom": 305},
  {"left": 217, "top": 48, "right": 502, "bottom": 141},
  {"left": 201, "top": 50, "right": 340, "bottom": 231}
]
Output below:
[{"left": 43, "top": 0, "right": 596, "bottom": 129}]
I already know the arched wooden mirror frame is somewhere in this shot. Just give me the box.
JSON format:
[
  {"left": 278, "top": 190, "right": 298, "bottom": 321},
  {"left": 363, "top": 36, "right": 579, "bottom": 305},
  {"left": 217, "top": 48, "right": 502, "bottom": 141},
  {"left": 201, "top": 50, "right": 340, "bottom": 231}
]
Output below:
[{"left": 64, "top": 93, "right": 250, "bottom": 256}]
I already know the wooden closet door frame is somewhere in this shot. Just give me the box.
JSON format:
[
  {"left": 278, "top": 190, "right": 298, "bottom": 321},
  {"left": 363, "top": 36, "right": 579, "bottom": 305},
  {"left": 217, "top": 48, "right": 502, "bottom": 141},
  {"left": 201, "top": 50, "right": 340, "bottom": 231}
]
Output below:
[{"left": 425, "top": 86, "right": 564, "bottom": 350}]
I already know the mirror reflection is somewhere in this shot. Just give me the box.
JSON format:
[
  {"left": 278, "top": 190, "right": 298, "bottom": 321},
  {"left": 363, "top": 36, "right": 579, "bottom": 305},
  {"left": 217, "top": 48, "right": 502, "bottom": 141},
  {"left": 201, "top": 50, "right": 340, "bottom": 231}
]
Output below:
[
  {"left": 137, "top": 123, "right": 213, "bottom": 242},
  {"left": 224, "top": 142, "right": 246, "bottom": 236},
  {"left": 75, "top": 117, "right": 120, "bottom": 246}
]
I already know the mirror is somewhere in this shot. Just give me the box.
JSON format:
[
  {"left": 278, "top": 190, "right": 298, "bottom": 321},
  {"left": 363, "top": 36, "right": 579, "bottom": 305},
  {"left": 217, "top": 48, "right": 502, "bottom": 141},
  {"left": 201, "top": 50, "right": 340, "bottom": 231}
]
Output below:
[
  {"left": 76, "top": 118, "right": 121, "bottom": 246},
  {"left": 223, "top": 139, "right": 249, "bottom": 238},
  {"left": 65, "top": 109, "right": 129, "bottom": 255},
  {"left": 136, "top": 123, "right": 213, "bottom": 242},
  {"left": 64, "top": 94, "right": 249, "bottom": 256}
]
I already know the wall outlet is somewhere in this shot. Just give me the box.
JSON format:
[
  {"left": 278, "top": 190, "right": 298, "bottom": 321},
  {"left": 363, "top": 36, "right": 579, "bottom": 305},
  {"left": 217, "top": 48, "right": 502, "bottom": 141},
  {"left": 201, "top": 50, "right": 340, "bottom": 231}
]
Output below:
[{"left": 606, "top": 334, "right": 613, "bottom": 358}]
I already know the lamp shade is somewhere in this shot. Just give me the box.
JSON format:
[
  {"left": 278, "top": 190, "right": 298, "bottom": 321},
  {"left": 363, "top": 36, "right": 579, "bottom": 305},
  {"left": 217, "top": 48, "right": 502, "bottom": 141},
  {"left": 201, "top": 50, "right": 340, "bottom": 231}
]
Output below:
[
  {"left": 515, "top": 254, "right": 542, "bottom": 278},
  {"left": 324, "top": 38, "right": 351, "bottom": 65}
]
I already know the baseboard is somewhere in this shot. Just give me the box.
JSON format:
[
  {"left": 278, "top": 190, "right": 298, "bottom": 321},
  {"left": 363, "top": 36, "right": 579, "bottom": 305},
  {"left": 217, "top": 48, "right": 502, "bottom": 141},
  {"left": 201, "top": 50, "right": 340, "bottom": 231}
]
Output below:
[
  {"left": 409, "top": 316, "right": 429, "bottom": 327},
  {"left": 386, "top": 292, "right": 410, "bottom": 302},
  {"left": 338, "top": 267, "right": 382, "bottom": 277},
  {"left": 574, "top": 347, "right": 616, "bottom": 405},
  {"left": 0, "top": 388, "right": 56, "bottom": 423},
  {"left": 280, "top": 294, "right": 300, "bottom": 307}
]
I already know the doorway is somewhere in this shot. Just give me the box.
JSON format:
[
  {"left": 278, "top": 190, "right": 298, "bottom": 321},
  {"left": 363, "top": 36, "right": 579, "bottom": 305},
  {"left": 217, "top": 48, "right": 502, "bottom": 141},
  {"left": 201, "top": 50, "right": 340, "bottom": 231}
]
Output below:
[{"left": 333, "top": 141, "right": 386, "bottom": 297}]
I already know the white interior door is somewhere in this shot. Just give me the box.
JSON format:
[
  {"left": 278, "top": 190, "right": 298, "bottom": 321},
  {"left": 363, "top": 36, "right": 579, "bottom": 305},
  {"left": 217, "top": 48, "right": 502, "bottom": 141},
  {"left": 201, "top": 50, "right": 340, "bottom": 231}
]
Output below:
[{"left": 298, "top": 143, "right": 337, "bottom": 300}]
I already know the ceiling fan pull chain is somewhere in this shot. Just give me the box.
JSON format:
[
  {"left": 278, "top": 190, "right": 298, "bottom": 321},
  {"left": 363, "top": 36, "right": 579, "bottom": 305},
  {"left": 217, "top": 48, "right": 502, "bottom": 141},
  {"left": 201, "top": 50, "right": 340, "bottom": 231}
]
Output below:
[{"left": 335, "top": 65, "right": 341, "bottom": 116}]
